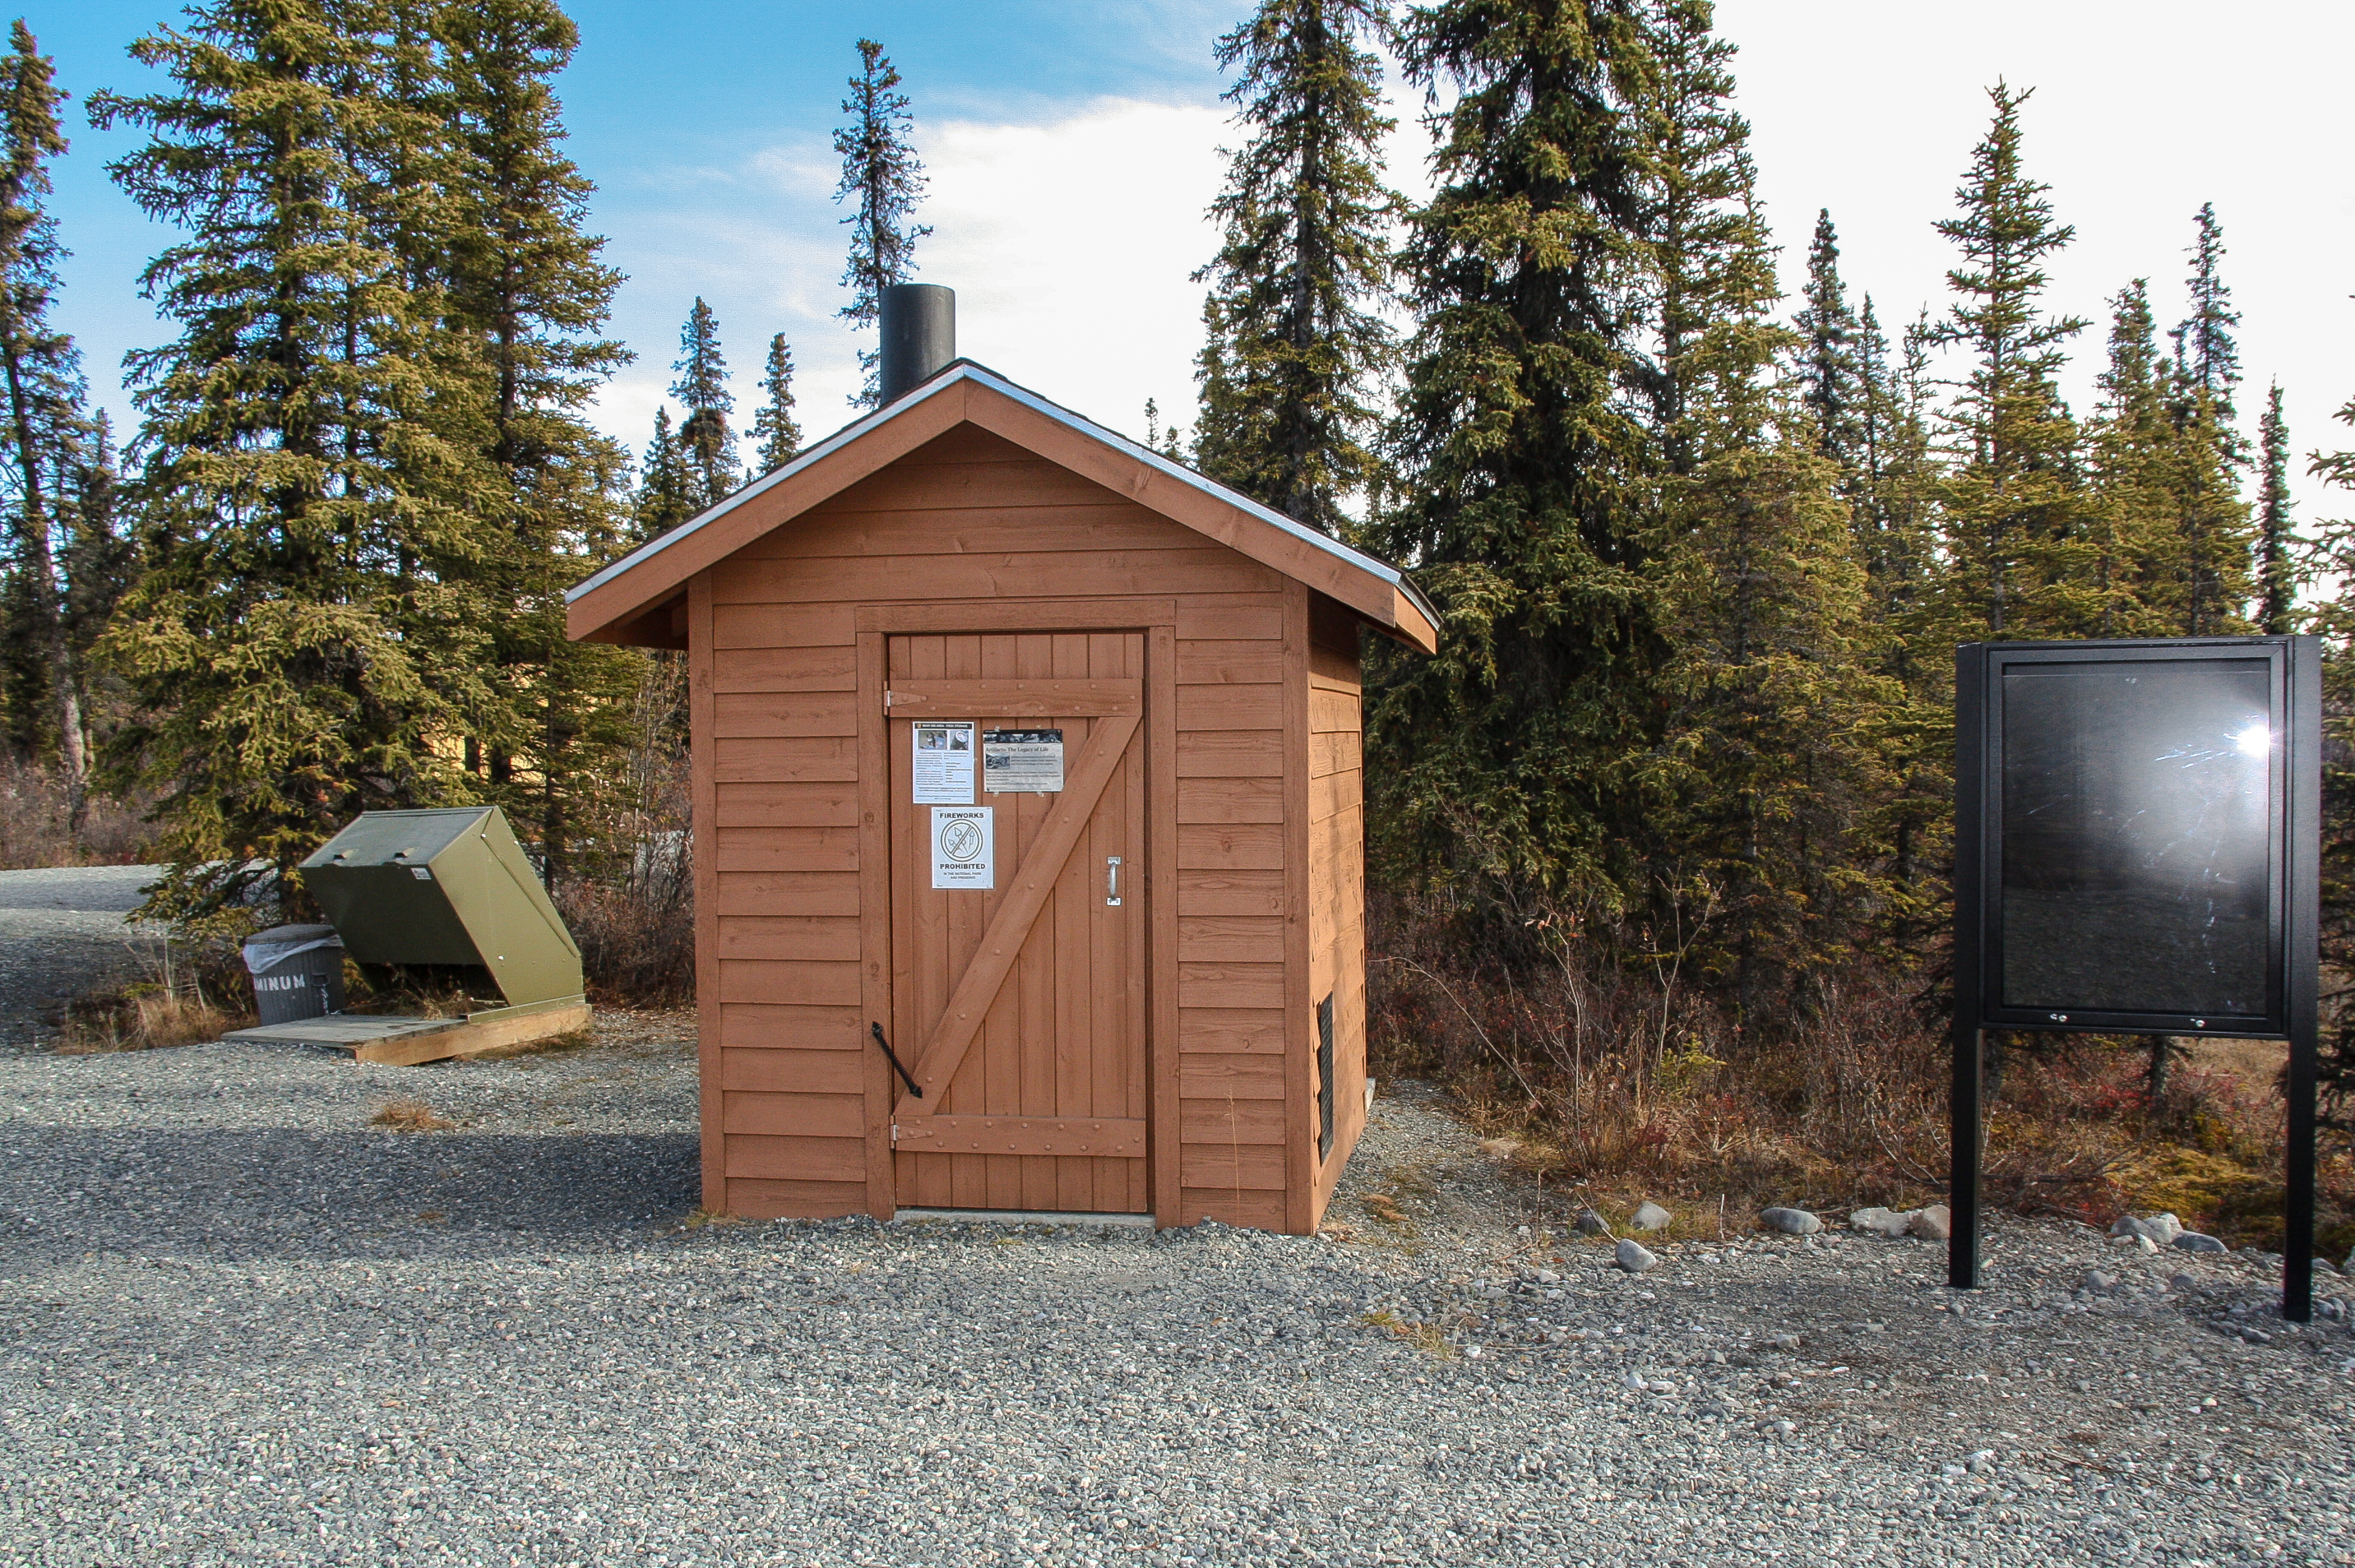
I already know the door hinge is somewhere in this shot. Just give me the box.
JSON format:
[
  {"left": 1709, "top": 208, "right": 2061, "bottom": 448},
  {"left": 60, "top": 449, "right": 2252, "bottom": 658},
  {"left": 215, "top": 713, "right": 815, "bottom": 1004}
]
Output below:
[{"left": 883, "top": 688, "right": 893, "bottom": 710}]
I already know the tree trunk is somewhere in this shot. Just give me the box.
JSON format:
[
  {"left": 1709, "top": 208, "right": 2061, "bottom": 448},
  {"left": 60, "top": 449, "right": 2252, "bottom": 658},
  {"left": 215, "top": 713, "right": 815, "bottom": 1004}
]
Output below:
[{"left": 0, "top": 326, "right": 83, "bottom": 842}]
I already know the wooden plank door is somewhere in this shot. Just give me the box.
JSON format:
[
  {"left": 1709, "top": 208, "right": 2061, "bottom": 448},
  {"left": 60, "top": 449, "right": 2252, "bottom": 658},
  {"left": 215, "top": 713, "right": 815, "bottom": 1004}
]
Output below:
[{"left": 886, "top": 631, "right": 1150, "bottom": 1212}]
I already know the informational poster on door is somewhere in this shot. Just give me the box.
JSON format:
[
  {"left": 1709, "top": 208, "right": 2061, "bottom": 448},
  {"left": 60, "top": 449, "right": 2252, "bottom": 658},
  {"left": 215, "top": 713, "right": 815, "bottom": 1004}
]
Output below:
[
  {"left": 983, "top": 728, "right": 1065, "bottom": 793},
  {"left": 911, "top": 721, "right": 974, "bottom": 803},
  {"left": 930, "top": 806, "right": 994, "bottom": 890}
]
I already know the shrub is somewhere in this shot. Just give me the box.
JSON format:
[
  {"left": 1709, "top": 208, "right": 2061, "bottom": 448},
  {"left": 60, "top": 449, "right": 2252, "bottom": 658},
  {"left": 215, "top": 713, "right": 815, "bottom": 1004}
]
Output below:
[
  {"left": 1366, "top": 886, "right": 2353, "bottom": 1246},
  {"left": 54, "top": 929, "right": 252, "bottom": 1052},
  {"left": 0, "top": 758, "right": 155, "bottom": 868}
]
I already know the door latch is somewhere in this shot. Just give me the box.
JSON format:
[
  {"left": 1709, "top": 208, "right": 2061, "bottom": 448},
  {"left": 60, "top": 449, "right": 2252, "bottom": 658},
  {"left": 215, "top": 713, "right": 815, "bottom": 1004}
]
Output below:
[
  {"left": 1105, "top": 856, "right": 1123, "bottom": 906},
  {"left": 869, "top": 1021, "right": 923, "bottom": 1098}
]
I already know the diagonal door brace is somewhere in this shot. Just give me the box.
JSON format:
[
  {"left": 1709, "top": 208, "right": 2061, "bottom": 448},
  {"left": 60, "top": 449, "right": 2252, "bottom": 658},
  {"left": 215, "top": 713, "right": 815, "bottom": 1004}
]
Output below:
[{"left": 901, "top": 710, "right": 1140, "bottom": 1110}]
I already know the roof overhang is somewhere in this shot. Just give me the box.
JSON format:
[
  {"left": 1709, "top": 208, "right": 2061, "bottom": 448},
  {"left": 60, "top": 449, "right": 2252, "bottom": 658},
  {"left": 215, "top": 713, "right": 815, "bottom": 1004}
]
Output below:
[{"left": 565, "top": 362, "right": 1439, "bottom": 654}]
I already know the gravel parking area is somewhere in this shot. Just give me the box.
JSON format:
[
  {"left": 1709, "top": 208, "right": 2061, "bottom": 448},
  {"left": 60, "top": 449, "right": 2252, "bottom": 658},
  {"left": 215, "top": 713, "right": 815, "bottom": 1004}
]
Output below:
[
  {"left": 0, "top": 866, "right": 164, "bottom": 1051},
  {"left": 4, "top": 1018, "right": 2353, "bottom": 1567}
]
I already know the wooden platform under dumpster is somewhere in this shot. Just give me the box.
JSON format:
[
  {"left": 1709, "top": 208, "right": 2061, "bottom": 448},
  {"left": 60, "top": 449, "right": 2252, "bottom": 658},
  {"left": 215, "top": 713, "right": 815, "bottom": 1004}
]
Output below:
[
  {"left": 224, "top": 806, "right": 593, "bottom": 1066},
  {"left": 220, "top": 999, "right": 593, "bottom": 1065}
]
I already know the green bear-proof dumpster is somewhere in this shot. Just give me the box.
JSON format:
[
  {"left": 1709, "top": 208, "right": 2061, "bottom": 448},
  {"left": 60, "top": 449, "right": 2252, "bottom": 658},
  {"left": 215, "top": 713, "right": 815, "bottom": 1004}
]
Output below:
[{"left": 222, "top": 807, "right": 591, "bottom": 1065}]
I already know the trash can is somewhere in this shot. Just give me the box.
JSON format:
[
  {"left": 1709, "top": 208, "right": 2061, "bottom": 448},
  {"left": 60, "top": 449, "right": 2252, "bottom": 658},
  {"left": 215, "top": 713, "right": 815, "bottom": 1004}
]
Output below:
[{"left": 243, "top": 923, "right": 346, "bottom": 1025}]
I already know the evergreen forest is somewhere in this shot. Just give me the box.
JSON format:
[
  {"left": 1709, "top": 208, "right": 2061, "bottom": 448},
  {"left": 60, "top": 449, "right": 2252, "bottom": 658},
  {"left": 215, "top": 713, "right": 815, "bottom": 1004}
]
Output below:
[{"left": 7, "top": 0, "right": 2352, "bottom": 1244}]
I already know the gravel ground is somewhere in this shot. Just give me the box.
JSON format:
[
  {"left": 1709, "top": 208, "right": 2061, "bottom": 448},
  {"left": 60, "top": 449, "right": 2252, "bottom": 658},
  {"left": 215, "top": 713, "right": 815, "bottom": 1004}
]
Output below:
[
  {"left": 0, "top": 867, "right": 165, "bottom": 1050},
  {"left": 4, "top": 1017, "right": 2353, "bottom": 1568}
]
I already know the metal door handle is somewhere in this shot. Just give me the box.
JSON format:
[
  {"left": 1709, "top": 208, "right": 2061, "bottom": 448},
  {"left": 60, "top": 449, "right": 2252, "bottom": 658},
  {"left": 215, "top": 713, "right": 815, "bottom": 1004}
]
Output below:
[{"left": 1105, "top": 856, "right": 1122, "bottom": 906}]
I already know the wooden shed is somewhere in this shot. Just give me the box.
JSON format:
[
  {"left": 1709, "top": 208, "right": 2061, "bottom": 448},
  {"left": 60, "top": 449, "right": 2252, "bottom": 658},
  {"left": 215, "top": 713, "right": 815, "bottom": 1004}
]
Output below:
[{"left": 567, "top": 354, "right": 1436, "bottom": 1233}]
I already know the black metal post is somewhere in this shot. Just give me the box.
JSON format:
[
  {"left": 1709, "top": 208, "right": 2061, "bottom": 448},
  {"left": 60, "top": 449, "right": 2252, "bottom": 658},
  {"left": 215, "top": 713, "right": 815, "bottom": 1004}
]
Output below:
[
  {"left": 1951, "top": 645, "right": 1986, "bottom": 1290},
  {"left": 1951, "top": 1022, "right": 1983, "bottom": 1288},
  {"left": 2286, "top": 1013, "right": 2317, "bottom": 1322},
  {"left": 2283, "top": 635, "right": 2322, "bottom": 1322}
]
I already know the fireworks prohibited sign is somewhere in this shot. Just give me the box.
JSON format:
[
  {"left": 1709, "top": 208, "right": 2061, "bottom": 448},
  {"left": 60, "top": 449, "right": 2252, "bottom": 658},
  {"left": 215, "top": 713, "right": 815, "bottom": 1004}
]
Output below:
[{"left": 930, "top": 806, "right": 994, "bottom": 890}]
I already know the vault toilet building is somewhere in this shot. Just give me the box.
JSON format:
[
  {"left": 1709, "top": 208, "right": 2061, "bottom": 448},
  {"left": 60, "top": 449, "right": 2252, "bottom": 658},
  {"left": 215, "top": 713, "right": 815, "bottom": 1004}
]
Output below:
[{"left": 567, "top": 285, "right": 1437, "bottom": 1231}]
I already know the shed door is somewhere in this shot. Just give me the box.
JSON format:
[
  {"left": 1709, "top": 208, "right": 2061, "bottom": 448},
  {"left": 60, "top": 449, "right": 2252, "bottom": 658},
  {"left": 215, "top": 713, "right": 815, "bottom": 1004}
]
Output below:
[{"left": 886, "top": 631, "right": 1149, "bottom": 1213}]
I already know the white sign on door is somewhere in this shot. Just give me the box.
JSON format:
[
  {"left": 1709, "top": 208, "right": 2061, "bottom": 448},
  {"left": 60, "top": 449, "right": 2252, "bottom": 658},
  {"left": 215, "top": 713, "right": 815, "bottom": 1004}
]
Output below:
[
  {"left": 912, "top": 721, "right": 974, "bottom": 803},
  {"left": 930, "top": 807, "right": 994, "bottom": 890}
]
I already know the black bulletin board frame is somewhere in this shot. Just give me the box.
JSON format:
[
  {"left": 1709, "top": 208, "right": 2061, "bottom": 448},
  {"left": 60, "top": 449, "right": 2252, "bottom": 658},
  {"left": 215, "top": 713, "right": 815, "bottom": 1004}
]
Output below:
[{"left": 1951, "top": 636, "right": 2321, "bottom": 1321}]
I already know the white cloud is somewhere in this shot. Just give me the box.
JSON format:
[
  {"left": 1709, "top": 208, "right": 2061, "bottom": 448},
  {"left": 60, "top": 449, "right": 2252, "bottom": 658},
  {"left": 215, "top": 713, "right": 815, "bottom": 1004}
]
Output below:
[
  {"left": 917, "top": 99, "right": 1228, "bottom": 443},
  {"left": 590, "top": 97, "right": 1228, "bottom": 459}
]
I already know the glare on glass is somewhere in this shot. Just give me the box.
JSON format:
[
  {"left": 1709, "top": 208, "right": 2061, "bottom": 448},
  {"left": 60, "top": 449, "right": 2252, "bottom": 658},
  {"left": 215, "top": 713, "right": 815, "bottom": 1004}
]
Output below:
[{"left": 1998, "top": 659, "right": 2273, "bottom": 1018}]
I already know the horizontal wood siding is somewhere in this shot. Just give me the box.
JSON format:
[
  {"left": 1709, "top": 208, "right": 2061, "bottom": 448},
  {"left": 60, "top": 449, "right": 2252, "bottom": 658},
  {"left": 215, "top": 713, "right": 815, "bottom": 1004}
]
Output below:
[
  {"left": 1307, "top": 608, "right": 1368, "bottom": 1228},
  {"left": 701, "top": 421, "right": 1311, "bottom": 1223},
  {"left": 730, "top": 1177, "right": 868, "bottom": 1217},
  {"left": 1173, "top": 600, "right": 1293, "bottom": 1228},
  {"left": 715, "top": 736, "right": 856, "bottom": 784}
]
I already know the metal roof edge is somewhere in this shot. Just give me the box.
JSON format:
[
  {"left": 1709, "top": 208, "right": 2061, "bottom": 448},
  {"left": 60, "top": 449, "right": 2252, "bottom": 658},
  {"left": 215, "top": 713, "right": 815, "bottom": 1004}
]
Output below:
[
  {"left": 951, "top": 364, "right": 1437, "bottom": 624},
  {"left": 564, "top": 370, "right": 966, "bottom": 606},
  {"left": 565, "top": 361, "right": 1441, "bottom": 637}
]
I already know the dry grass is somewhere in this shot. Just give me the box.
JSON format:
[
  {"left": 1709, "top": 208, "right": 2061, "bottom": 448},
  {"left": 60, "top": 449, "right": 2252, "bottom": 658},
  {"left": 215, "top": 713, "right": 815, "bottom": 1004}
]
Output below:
[
  {"left": 53, "top": 933, "right": 253, "bottom": 1053},
  {"left": 53, "top": 988, "right": 235, "bottom": 1054},
  {"left": 1359, "top": 1309, "right": 1455, "bottom": 1359},
  {"left": 0, "top": 760, "right": 155, "bottom": 869},
  {"left": 368, "top": 1098, "right": 455, "bottom": 1132},
  {"left": 1367, "top": 889, "right": 2355, "bottom": 1254}
]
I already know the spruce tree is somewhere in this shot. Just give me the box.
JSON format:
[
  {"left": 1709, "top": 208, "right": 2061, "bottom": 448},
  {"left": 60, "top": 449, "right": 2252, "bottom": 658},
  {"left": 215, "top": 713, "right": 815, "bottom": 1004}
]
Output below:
[
  {"left": 633, "top": 405, "right": 694, "bottom": 540},
  {"left": 2080, "top": 273, "right": 2251, "bottom": 641},
  {"left": 1857, "top": 308, "right": 1948, "bottom": 895},
  {"left": 1848, "top": 298, "right": 1939, "bottom": 627},
  {"left": 834, "top": 39, "right": 928, "bottom": 409},
  {"left": 2153, "top": 206, "right": 2253, "bottom": 636},
  {"left": 2296, "top": 398, "right": 2355, "bottom": 1119},
  {"left": 2083, "top": 279, "right": 2176, "bottom": 638},
  {"left": 1191, "top": 0, "right": 1397, "bottom": 534},
  {"left": 2156, "top": 349, "right": 2253, "bottom": 637},
  {"left": 1641, "top": 0, "right": 1899, "bottom": 997},
  {"left": 90, "top": 0, "right": 496, "bottom": 920},
  {"left": 58, "top": 410, "right": 130, "bottom": 702},
  {"left": 0, "top": 571, "right": 39, "bottom": 760},
  {"left": 1639, "top": 0, "right": 1778, "bottom": 474},
  {"left": 1793, "top": 208, "right": 1862, "bottom": 470},
  {"left": 427, "top": 0, "right": 640, "bottom": 888},
  {"left": 752, "top": 333, "right": 802, "bottom": 472},
  {"left": 2256, "top": 382, "right": 2293, "bottom": 634},
  {"left": 670, "top": 297, "right": 737, "bottom": 507},
  {"left": 2177, "top": 201, "right": 2242, "bottom": 428},
  {"left": 1922, "top": 84, "right": 2090, "bottom": 642},
  {"left": 0, "top": 21, "right": 90, "bottom": 826},
  {"left": 1364, "top": 0, "right": 1664, "bottom": 904}
]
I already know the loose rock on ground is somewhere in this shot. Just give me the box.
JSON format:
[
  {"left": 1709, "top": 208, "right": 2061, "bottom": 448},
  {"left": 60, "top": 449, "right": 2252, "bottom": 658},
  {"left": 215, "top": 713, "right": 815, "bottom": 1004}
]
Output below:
[{"left": 4, "top": 1002, "right": 2353, "bottom": 1566}]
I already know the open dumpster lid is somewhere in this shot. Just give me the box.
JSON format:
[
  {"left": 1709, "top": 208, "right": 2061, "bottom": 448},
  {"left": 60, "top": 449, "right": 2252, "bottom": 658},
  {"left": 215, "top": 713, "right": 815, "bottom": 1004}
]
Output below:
[{"left": 298, "top": 807, "right": 583, "bottom": 1010}]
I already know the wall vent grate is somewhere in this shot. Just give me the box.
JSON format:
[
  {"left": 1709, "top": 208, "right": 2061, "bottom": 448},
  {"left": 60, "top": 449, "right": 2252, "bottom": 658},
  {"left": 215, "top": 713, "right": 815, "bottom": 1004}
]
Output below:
[{"left": 1316, "top": 992, "right": 1336, "bottom": 1161}]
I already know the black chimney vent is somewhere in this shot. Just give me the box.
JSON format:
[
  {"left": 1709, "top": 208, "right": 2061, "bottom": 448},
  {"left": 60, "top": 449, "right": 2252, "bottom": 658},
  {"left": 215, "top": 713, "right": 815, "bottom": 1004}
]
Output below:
[{"left": 879, "top": 284, "right": 955, "bottom": 404}]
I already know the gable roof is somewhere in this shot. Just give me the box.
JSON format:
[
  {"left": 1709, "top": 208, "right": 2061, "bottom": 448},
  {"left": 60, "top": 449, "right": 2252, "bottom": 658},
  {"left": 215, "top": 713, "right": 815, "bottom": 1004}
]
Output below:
[{"left": 565, "top": 360, "right": 1439, "bottom": 653}]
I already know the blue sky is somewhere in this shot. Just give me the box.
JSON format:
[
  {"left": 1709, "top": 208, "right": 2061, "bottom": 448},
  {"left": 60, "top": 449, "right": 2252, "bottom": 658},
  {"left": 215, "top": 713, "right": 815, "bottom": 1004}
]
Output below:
[
  {"left": 25, "top": 0, "right": 2355, "bottom": 521},
  {"left": 32, "top": 0, "right": 1242, "bottom": 455}
]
